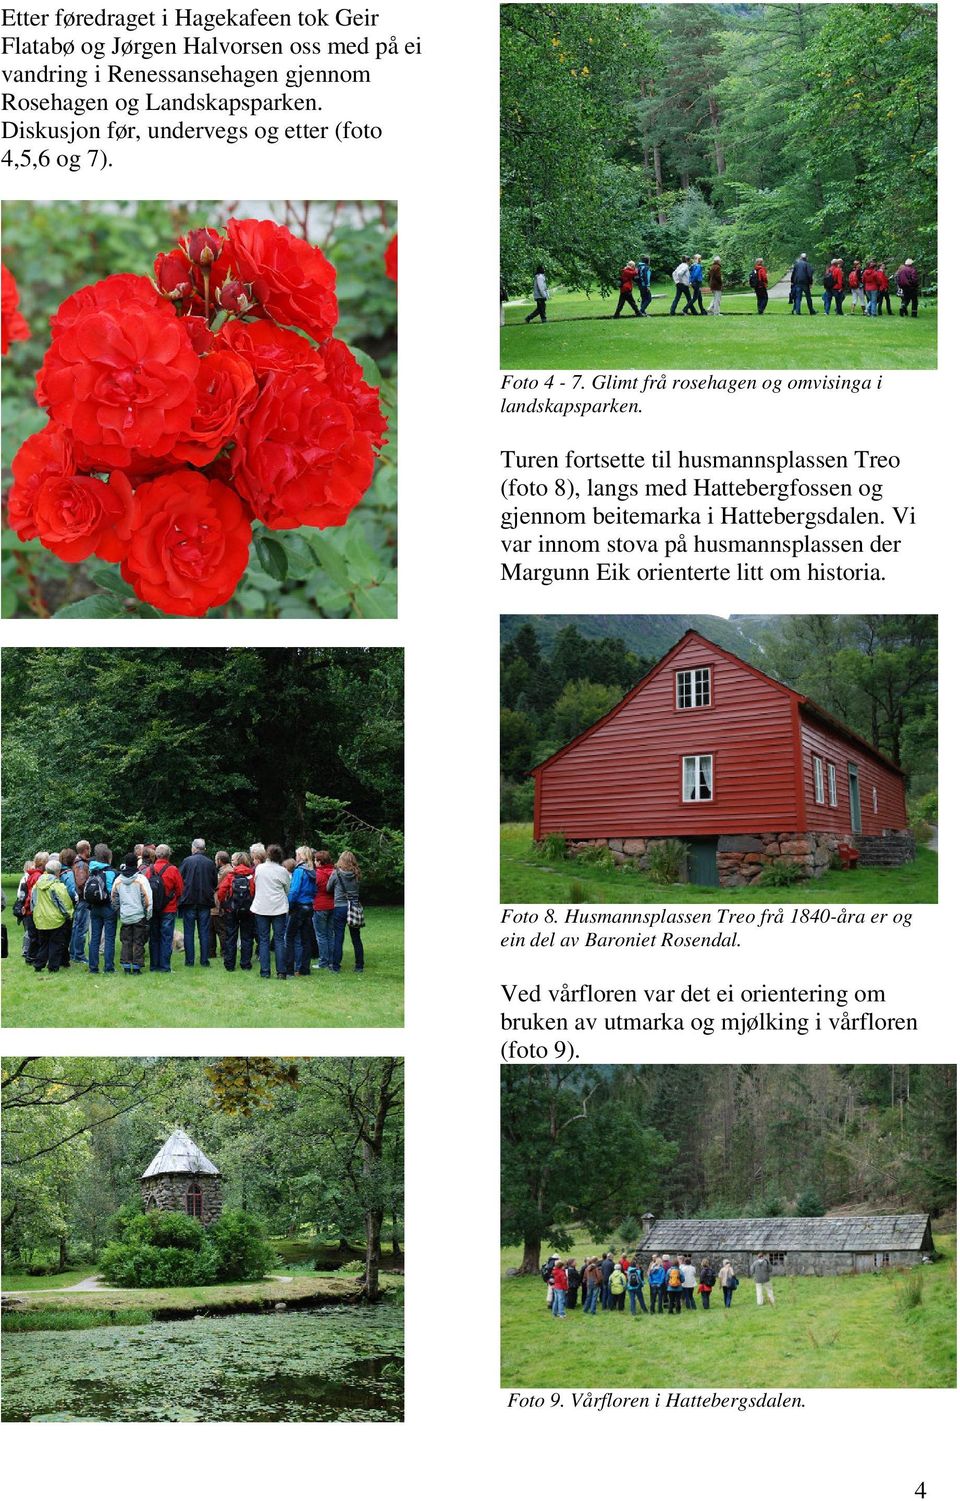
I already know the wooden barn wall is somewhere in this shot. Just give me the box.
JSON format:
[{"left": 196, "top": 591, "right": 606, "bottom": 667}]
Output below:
[
  {"left": 799, "top": 716, "right": 908, "bottom": 834},
  {"left": 536, "top": 637, "right": 801, "bottom": 838}
]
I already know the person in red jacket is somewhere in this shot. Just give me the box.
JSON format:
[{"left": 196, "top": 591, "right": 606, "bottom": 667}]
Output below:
[
  {"left": 312, "top": 849, "right": 336, "bottom": 970},
  {"left": 613, "top": 261, "right": 642, "bottom": 319},
  {"left": 876, "top": 262, "right": 892, "bottom": 315},
  {"left": 863, "top": 260, "right": 881, "bottom": 316},
  {"left": 549, "top": 1260, "right": 569, "bottom": 1317},
  {"left": 849, "top": 260, "right": 865, "bottom": 313},
  {"left": 750, "top": 259, "right": 769, "bottom": 314},
  {"left": 217, "top": 852, "right": 257, "bottom": 972},
  {"left": 146, "top": 844, "right": 183, "bottom": 973},
  {"left": 830, "top": 259, "right": 846, "bottom": 315}
]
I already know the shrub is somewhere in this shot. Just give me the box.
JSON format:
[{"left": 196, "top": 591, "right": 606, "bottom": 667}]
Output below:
[
  {"left": 756, "top": 858, "right": 808, "bottom": 888},
  {"left": 795, "top": 1187, "right": 825, "bottom": 1217},
  {"left": 574, "top": 843, "right": 614, "bottom": 869},
  {"left": 913, "top": 791, "right": 938, "bottom": 824},
  {"left": 208, "top": 1210, "right": 276, "bottom": 1282},
  {"left": 99, "top": 1239, "right": 218, "bottom": 1288},
  {"left": 500, "top": 777, "right": 535, "bottom": 822},
  {"left": 647, "top": 839, "right": 689, "bottom": 886},
  {"left": 99, "top": 1208, "right": 272, "bottom": 1288},
  {"left": 535, "top": 832, "right": 568, "bottom": 862},
  {"left": 616, "top": 1215, "right": 641, "bottom": 1244},
  {"left": 909, "top": 817, "right": 933, "bottom": 846}
]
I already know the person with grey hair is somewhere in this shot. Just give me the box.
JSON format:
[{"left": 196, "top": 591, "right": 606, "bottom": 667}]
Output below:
[
  {"left": 31, "top": 858, "right": 74, "bottom": 972},
  {"left": 750, "top": 1251, "right": 776, "bottom": 1306},
  {"left": 179, "top": 838, "right": 217, "bottom": 967},
  {"left": 250, "top": 842, "right": 267, "bottom": 866},
  {"left": 146, "top": 844, "right": 183, "bottom": 974}
]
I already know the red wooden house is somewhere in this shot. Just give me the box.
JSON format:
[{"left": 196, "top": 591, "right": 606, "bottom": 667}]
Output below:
[{"left": 530, "top": 630, "right": 912, "bottom": 887}]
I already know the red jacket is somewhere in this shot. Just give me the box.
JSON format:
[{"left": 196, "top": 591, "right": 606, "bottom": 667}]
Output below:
[
  {"left": 619, "top": 265, "right": 636, "bottom": 292},
  {"left": 830, "top": 265, "right": 844, "bottom": 291},
  {"left": 217, "top": 864, "right": 256, "bottom": 907},
  {"left": 24, "top": 866, "right": 43, "bottom": 915},
  {"left": 849, "top": 268, "right": 860, "bottom": 289},
  {"left": 863, "top": 266, "right": 881, "bottom": 292},
  {"left": 149, "top": 859, "right": 183, "bottom": 915},
  {"left": 313, "top": 863, "right": 335, "bottom": 911},
  {"left": 754, "top": 265, "right": 768, "bottom": 288},
  {"left": 877, "top": 269, "right": 889, "bottom": 291},
  {"left": 551, "top": 1266, "right": 569, "bottom": 1292}
]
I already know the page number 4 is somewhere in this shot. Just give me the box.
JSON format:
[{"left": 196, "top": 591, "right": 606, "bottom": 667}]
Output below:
[{"left": 915, "top": 1485, "right": 926, "bottom": 1498}]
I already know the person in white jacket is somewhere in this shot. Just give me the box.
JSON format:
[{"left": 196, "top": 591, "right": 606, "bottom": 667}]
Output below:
[
  {"left": 250, "top": 843, "right": 291, "bottom": 980},
  {"left": 525, "top": 264, "right": 549, "bottom": 323},
  {"left": 670, "top": 258, "right": 694, "bottom": 316}
]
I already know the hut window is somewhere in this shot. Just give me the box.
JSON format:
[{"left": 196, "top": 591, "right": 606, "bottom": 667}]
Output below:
[
  {"left": 676, "top": 668, "right": 711, "bottom": 710},
  {"left": 682, "top": 754, "right": 713, "bottom": 802},
  {"left": 813, "top": 756, "right": 825, "bottom": 804},
  {"left": 185, "top": 1184, "right": 204, "bottom": 1219},
  {"left": 876, "top": 1252, "right": 890, "bottom": 1267},
  {"left": 872, "top": 786, "right": 879, "bottom": 814},
  {"left": 146, "top": 1195, "right": 157, "bottom": 1211},
  {"left": 769, "top": 1251, "right": 785, "bottom": 1265},
  {"left": 827, "top": 763, "right": 837, "bottom": 806}
]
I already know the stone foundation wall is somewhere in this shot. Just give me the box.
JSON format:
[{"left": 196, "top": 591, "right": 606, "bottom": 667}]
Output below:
[
  {"left": 856, "top": 831, "right": 916, "bottom": 868},
  {"left": 716, "top": 831, "right": 840, "bottom": 887},
  {"left": 140, "top": 1173, "right": 224, "bottom": 1225}
]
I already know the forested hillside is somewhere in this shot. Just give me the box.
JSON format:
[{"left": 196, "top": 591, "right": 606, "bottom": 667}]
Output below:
[
  {"left": 502, "top": 3, "right": 937, "bottom": 291},
  {"left": 501, "top": 1064, "right": 956, "bottom": 1270}
]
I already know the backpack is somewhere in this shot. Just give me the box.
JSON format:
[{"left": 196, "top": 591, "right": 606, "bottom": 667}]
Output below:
[
  {"left": 703, "top": 1267, "right": 716, "bottom": 1287},
  {"left": 638, "top": 263, "right": 650, "bottom": 289},
  {"left": 627, "top": 1266, "right": 641, "bottom": 1290},
  {"left": 84, "top": 868, "right": 112, "bottom": 907},
  {"left": 227, "top": 872, "right": 253, "bottom": 915},
  {"left": 749, "top": 269, "right": 759, "bottom": 290},
  {"left": 541, "top": 1260, "right": 555, "bottom": 1283},
  {"left": 147, "top": 864, "right": 168, "bottom": 915},
  {"left": 667, "top": 1267, "right": 682, "bottom": 1289}
]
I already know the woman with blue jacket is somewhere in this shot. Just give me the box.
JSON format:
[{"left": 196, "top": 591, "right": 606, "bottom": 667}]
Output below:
[
  {"left": 647, "top": 1256, "right": 666, "bottom": 1313},
  {"left": 287, "top": 845, "right": 317, "bottom": 976}
]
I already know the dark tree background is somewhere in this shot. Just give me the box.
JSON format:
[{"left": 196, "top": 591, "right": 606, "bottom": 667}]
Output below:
[
  {"left": 502, "top": 1064, "right": 956, "bottom": 1271},
  {"left": 2, "top": 648, "right": 403, "bottom": 898}
]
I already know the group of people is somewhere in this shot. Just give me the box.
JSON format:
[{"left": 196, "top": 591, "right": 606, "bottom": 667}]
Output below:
[
  {"left": 517, "top": 252, "right": 922, "bottom": 321},
  {"left": 541, "top": 1249, "right": 778, "bottom": 1319},
  {"left": 12, "top": 838, "right": 366, "bottom": 979}
]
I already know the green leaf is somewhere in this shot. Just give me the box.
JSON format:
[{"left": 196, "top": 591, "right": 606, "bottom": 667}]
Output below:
[
  {"left": 308, "top": 534, "right": 352, "bottom": 590},
  {"left": 52, "top": 593, "right": 127, "bottom": 619},
  {"left": 87, "top": 567, "right": 135, "bottom": 598},
  {"left": 254, "top": 533, "right": 288, "bottom": 582},
  {"left": 353, "top": 582, "right": 397, "bottom": 619}
]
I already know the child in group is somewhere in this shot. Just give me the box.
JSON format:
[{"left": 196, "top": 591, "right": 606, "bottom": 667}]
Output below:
[{"left": 110, "top": 853, "right": 153, "bottom": 974}]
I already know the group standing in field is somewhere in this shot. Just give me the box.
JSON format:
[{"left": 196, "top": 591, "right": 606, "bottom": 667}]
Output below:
[
  {"left": 541, "top": 1249, "right": 778, "bottom": 1320},
  {"left": 11, "top": 837, "right": 366, "bottom": 979},
  {"left": 515, "top": 251, "right": 924, "bottom": 323}
]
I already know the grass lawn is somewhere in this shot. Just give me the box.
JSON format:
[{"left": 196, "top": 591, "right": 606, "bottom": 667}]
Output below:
[
  {"left": 1, "top": 1265, "right": 98, "bottom": 1293},
  {"left": 0, "top": 875, "right": 403, "bottom": 1028},
  {"left": 500, "top": 825, "right": 937, "bottom": 904},
  {"left": 501, "top": 288, "right": 937, "bottom": 370},
  {"left": 501, "top": 1234, "right": 956, "bottom": 1389}
]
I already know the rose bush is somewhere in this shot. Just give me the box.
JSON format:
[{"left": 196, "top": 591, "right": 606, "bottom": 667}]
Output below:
[{"left": 3, "top": 208, "right": 396, "bottom": 618}]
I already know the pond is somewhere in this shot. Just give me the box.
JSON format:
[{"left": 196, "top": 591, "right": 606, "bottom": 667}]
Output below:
[{"left": 2, "top": 1304, "right": 403, "bottom": 1422}]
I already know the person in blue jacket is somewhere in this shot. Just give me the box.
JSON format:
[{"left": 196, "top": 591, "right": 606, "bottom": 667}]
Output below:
[
  {"left": 636, "top": 256, "right": 653, "bottom": 316},
  {"left": 647, "top": 1255, "right": 666, "bottom": 1313},
  {"left": 85, "top": 844, "right": 118, "bottom": 974},
  {"left": 626, "top": 1257, "right": 648, "bottom": 1314},
  {"left": 287, "top": 845, "right": 318, "bottom": 976},
  {"left": 689, "top": 254, "right": 707, "bottom": 315}
]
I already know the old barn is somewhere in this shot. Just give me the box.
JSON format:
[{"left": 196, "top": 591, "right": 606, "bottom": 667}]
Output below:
[
  {"left": 638, "top": 1212, "right": 936, "bottom": 1276},
  {"left": 530, "top": 630, "right": 912, "bottom": 886}
]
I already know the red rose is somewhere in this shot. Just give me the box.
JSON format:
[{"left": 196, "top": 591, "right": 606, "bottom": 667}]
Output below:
[
  {"left": 120, "top": 470, "right": 252, "bottom": 616},
  {"left": 226, "top": 217, "right": 338, "bottom": 341},
  {"left": 153, "top": 250, "right": 193, "bottom": 302},
  {"left": 2, "top": 263, "right": 31, "bottom": 355},
  {"left": 323, "top": 338, "right": 388, "bottom": 449},
  {"left": 37, "top": 274, "right": 200, "bottom": 470},
  {"left": 216, "top": 318, "right": 325, "bottom": 381},
  {"left": 230, "top": 371, "right": 375, "bottom": 532},
  {"left": 170, "top": 349, "right": 257, "bottom": 465},
  {"left": 34, "top": 471, "right": 134, "bottom": 564},
  {"left": 182, "top": 315, "right": 215, "bottom": 357},
  {"left": 384, "top": 233, "right": 398, "bottom": 283},
  {"left": 7, "top": 422, "right": 74, "bottom": 541},
  {"left": 217, "top": 279, "right": 257, "bottom": 315},
  {"left": 181, "top": 227, "right": 223, "bottom": 267}
]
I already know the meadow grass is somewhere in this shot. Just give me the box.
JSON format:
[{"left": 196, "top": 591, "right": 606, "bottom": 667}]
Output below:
[
  {"left": 0, "top": 874, "right": 403, "bottom": 1028},
  {"left": 1, "top": 1265, "right": 99, "bottom": 1293},
  {"left": 501, "top": 288, "right": 937, "bottom": 370},
  {"left": 500, "top": 825, "right": 937, "bottom": 905},
  {"left": 501, "top": 1235, "right": 956, "bottom": 1389}
]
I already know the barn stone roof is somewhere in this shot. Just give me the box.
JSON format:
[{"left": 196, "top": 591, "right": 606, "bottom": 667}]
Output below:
[
  {"left": 141, "top": 1128, "right": 220, "bottom": 1180},
  {"left": 639, "top": 1214, "right": 931, "bottom": 1253}
]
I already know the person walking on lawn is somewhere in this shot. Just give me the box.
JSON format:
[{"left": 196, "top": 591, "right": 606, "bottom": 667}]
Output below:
[
  {"left": 218, "top": 852, "right": 257, "bottom": 972},
  {"left": 751, "top": 1252, "right": 776, "bottom": 1306},
  {"left": 69, "top": 839, "right": 92, "bottom": 964},
  {"left": 849, "top": 260, "right": 865, "bottom": 313},
  {"left": 32, "top": 858, "right": 74, "bottom": 973},
  {"left": 178, "top": 838, "right": 217, "bottom": 967},
  {"left": 689, "top": 253, "right": 706, "bottom": 314},
  {"left": 110, "top": 853, "right": 153, "bottom": 974},
  {"left": 614, "top": 260, "right": 642, "bottom": 318},
  {"left": 637, "top": 256, "right": 653, "bottom": 315},
  {"left": 719, "top": 1259, "right": 737, "bottom": 1308},
  {"left": 287, "top": 845, "right": 317, "bottom": 976},
  {"left": 85, "top": 844, "right": 118, "bottom": 974},
  {"left": 251, "top": 843, "right": 291, "bottom": 980},
  {"left": 524, "top": 265, "right": 549, "bottom": 324},
  {"left": 750, "top": 259, "right": 769, "bottom": 314},
  {"left": 312, "top": 849, "right": 336, "bottom": 970},
  {"left": 626, "top": 1258, "right": 648, "bottom": 1315},
  {"left": 876, "top": 262, "right": 893, "bottom": 315},
  {"left": 707, "top": 258, "right": 723, "bottom": 315},
  {"left": 327, "top": 851, "right": 364, "bottom": 974},
  {"left": 790, "top": 252, "right": 816, "bottom": 314},
  {"left": 830, "top": 259, "right": 846, "bottom": 315},
  {"left": 670, "top": 257, "right": 695, "bottom": 315},
  {"left": 897, "top": 258, "right": 920, "bottom": 316},
  {"left": 147, "top": 845, "right": 183, "bottom": 974}
]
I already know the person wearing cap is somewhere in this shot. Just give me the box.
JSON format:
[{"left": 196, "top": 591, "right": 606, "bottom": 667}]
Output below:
[
  {"left": 614, "top": 260, "right": 643, "bottom": 318},
  {"left": 790, "top": 252, "right": 816, "bottom": 315},
  {"left": 896, "top": 258, "right": 920, "bottom": 316},
  {"left": 31, "top": 858, "right": 74, "bottom": 973},
  {"left": 110, "top": 853, "right": 153, "bottom": 975},
  {"left": 750, "top": 259, "right": 769, "bottom": 314}
]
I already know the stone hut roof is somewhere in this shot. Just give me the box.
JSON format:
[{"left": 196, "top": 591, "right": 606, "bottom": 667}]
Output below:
[
  {"left": 639, "top": 1214, "right": 932, "bottom": 1253},
  {"left": 141, "top": 1128, "right": 220, "bottom": 1180}
]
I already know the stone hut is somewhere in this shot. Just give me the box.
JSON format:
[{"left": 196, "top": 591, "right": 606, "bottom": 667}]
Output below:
[
  {"left": 140, "top": 1127, "right": 224, "bottom": 1226},
  {"left": 638, "top": 1212, "right": 935, "bottom": 1276}
]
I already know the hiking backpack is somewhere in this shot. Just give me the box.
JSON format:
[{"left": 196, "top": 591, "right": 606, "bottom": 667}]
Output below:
[
  {"left": 227, "top": 872, "right": 253, "bottom": 915},
  {"left": 667, "top": 1267, "right": 682, "bottom": 1289},
  {"left": 146, "top": 864, "right": 168, "bottom": 915},
  {"left": 627, "top": 1267, "right": 641, "bottom": 1290},
  {"left": 703, "top": 1268, "right": 716, "bottom": 1287},
  {"left": 749, "top": 269, "right": 759, "bottom": 290},
  {"left": 84, "top": 868, "right": 113, "bottom": 907}
]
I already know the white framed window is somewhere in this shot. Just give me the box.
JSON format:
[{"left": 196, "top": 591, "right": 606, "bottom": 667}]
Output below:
[
  {"left": 682, "top": 754, "right": 713, "bottom": 802},
  {"left": 813, "top": 755, "right": 825, "bottom": 805},
  {"left": 872, "top": 786, "right": 879, "bottom": 814},
  {"left": 676, "top": 667, "right": 711, "bottom": 710},
  {"left": 827, "top": 763, "right": 837, "bottom": 807}
]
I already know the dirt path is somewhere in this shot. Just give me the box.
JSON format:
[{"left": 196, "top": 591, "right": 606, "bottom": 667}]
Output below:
[{"left": 29, "top": 1272, "right": 296, "bottom": 1295}]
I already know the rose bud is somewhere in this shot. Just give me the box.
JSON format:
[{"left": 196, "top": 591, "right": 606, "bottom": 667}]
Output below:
[
  {"left": 153, "top": 250, "right": 192, "bottom": 301},
  {"left": 217, "top": 279, "right": 257, "bottom": 315},
  {"left": 182, "top": 227, "right": 223, "bottom": 267}
]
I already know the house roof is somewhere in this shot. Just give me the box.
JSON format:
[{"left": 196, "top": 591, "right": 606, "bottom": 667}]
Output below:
[
  {"left": 528, "top": 629, "right": 905, "bottom": 778},
  {"left": 639, "top": 1213, "right": 931, "bottom": 1254},
  {"left": 141, "top": 1128, "right": 220, "bottom": 1180}
]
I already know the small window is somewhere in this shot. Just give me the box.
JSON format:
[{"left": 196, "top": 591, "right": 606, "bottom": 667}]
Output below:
[
  {"left": 813, "top": 756, "right": 825, "bottom": 804},
  {"left": 876, "top": 1252, "right": 890, "bottom": 1268},
  {"left": 768, "top": 1251, "right": 785, "bottom": 1266},
  {"left": 827, "top": 763, "right": 837, "bottom": 807},
  {"left": 185, "top": 1184, "right": 204, "bottom": 1219},
  {"left": 676, "top": 667, "right": 711, "bottom": 709},
  {"left": 872, "top": 786, "right": 878, "bottom": 814},
  {"left": 682, "top": 754, "right": 713, "bottom": 802}
]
